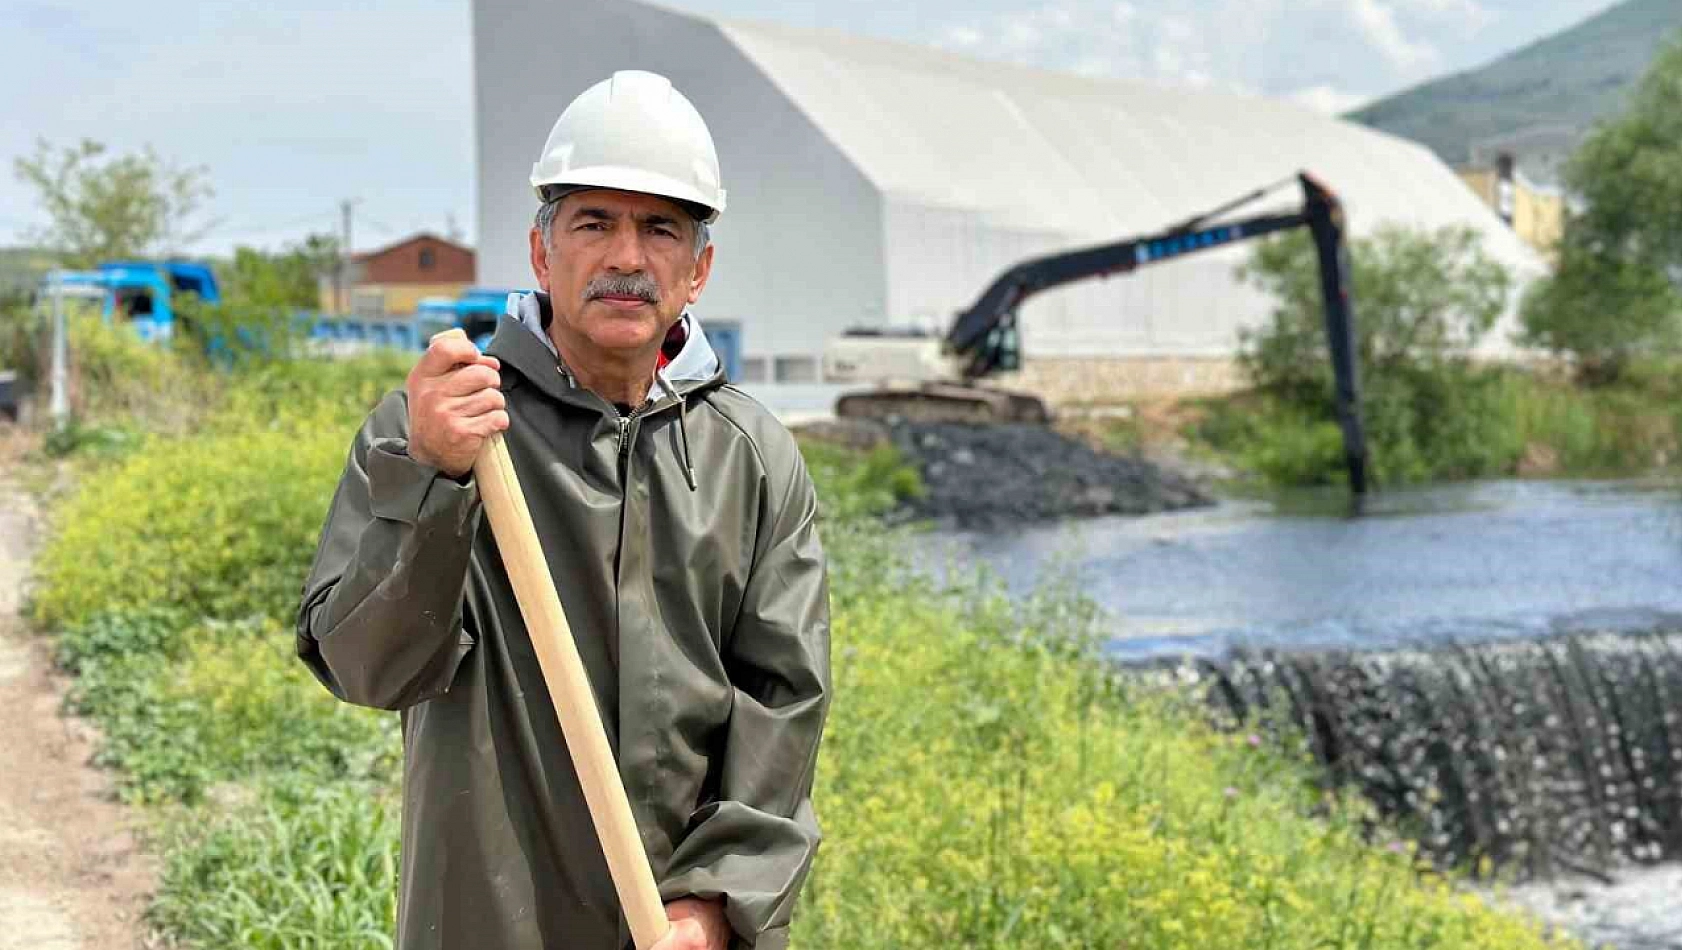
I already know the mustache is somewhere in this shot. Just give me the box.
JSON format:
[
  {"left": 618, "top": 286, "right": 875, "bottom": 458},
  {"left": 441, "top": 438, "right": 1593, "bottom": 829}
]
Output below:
[{"left": 583, "top": 272, "right": 661, "bottom": 305}]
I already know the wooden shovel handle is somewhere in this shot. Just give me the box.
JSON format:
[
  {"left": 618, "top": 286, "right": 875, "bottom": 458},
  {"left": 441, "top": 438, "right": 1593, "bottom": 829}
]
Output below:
[{"left": 473, "top": 431, "right": 670, "bottom": 948}]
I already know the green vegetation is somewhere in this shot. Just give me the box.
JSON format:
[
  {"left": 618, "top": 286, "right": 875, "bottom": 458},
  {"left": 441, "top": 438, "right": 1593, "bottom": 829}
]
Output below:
[
  {"left": 1351, "top": 0, "right": 1682, "bottom": 168},
  {"left": 1182, "top": 38, "right": 1682, "bottom": 491},
  {"left": 1190, "top": 363, "right": 1682, "bottom": 488},
  {"left": 21, "top": 321, "right": 1571, "bottom": 948},
  {"left": 13, "top": 139, "right": 212, "bottom": 267},
  {"left": 1206, "top": 225, "right": 1527, "bottom": 487},
  {"left": 3, "top": 135, "right": 339, "bottom": 402},
  {"left": 1520, "top": 38, "right": 1682, "bottom": 381},
  {"left": 219, "top": 236, "right": 340, "bottom": 309}
]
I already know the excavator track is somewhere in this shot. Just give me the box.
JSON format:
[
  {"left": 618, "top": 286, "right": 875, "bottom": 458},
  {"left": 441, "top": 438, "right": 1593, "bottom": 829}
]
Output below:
[{"left": 835, "top": 382, "right": 1050, "bottom": 425}]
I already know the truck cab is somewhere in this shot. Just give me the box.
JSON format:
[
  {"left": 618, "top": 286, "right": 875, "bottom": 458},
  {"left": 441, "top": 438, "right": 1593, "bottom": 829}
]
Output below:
[
  {"left": 43, "top": 261, "right": 221, "bottom": 342},
  {"left": 417, "top": 287, "right": 523, "bottom": 351}
]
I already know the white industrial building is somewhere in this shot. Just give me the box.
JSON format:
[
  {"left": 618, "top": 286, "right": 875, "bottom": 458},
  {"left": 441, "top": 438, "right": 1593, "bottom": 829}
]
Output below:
[{"left": 474, "top": 0, "right": 1543, "bottom": 400}]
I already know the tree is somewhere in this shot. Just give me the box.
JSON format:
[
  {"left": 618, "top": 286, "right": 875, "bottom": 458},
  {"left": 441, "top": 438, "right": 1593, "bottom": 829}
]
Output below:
[
  {"left": 13, "top": 139, "right": 212, "bottom": 268},
  {"left": 1520, "top": 37, "right": 1682, "bottom": 380},
  {"left": 1519, "top": 243, "right": 1682, "bottom": 382},
  {"left": 1238, "top": 225, "right": 1511, "bottom": 399},
  {"left": 221, "top": 234, "right": 339, "bottom": 308},
  {"left": 1234, "top": 225, "right": 1518, "bottom": 485},
  {"left": 174, "top": 234, "right": 341, "bottom": 365}
]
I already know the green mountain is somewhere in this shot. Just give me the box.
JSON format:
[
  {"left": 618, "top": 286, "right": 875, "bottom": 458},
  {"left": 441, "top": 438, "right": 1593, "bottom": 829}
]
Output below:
[{"left": 1350, "top": 0, "right": 1682, "bottom": 176}]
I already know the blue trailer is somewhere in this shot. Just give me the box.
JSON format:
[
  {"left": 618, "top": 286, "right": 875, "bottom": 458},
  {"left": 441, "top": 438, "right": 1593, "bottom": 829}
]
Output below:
[{"left": 40, "top": 261, "right": 426, "bottom": 355}]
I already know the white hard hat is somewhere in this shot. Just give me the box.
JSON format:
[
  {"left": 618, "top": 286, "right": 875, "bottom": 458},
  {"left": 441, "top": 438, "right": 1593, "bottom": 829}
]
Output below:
[{"left": 530, "top": 70, "right": 726, "bottom": 223}]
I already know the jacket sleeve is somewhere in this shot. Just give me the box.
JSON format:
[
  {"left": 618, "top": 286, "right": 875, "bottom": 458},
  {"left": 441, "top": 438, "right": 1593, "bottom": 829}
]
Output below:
[
  {"left": 296, "top": 390, "right": 481, "bottom": 710},
  {"left": 658, "top": 443, "right": 832, "bottom": 950}
]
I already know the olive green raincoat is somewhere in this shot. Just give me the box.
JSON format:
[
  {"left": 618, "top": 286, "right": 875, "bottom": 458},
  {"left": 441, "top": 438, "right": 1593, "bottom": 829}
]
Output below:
[{"left": 297, "top": 296, "right": 830, "bottom": 949}]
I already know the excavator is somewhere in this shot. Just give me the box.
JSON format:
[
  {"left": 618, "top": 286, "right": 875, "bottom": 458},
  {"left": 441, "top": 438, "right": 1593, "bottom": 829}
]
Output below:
[{"left": 831, "top": 171, "right": 1370, "bottom": 496}]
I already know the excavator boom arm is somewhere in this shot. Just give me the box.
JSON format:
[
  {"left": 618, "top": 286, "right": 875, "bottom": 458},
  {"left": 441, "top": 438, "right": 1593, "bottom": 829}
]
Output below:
[{"left": 940, "top": 172, "right": 1368, "bottom": 497}]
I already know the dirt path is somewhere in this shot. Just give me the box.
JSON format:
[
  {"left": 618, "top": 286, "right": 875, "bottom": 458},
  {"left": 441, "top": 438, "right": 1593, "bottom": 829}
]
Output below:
[{"left": 0, "top": 477, "right": 155, "bottom": 949}]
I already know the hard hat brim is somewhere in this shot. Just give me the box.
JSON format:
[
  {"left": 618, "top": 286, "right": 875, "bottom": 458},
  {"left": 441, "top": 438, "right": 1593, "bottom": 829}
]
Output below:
[{"left": 531, "top": 165, "right": 724, "bottom": 223}]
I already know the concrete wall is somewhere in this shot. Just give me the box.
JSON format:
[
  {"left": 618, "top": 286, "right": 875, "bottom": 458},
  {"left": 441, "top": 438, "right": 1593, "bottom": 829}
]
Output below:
[
  {"left": 472, "top": 0, "right": 886, "bottom": 370},
  {"left": 1003, "top": 355, "right": 1246, "bottom": 405}
]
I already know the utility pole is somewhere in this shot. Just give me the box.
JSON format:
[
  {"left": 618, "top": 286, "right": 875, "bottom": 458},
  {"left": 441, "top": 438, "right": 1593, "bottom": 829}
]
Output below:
[
  {"left": 338, "top": 198, "right": 361, "bottom": 313},
  {"left": 48, "top": 274, "right": 68, "bottom": 428}
]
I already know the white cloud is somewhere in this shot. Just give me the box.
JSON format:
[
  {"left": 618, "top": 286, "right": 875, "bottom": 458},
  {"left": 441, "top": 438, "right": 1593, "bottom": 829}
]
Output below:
[
  {"left": 942, "top": 24, "right": 985, "bottom": 48},
  {"left": 1396, "top": 0, "right": 1495, "bottom": 27},
  {"left": 920, "top": 0, "right": 1550, "bottom": 106},
  {"left": 929, "top": 1, "right": 1232, "bottom": 91},
  {"left": 1347, "top": 0, "right": 1441, "bottom": 70}
]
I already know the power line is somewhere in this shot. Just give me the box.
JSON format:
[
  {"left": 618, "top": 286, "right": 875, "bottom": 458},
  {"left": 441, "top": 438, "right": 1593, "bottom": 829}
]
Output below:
[
  {"left": 200, "top": 208, "right": 341, "bottom": 240},
  {"left": 359, "top": 213, "right": 402, "bottom": 237}
]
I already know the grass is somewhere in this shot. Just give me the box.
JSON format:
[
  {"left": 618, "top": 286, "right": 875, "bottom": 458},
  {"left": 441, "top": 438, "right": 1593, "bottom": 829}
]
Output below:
[
  {"left": 1087, "top": 362, "right": 1682, "bottom": 491},
  {"left": 22, "top": 321, "right": 1577, "bottom": 948}
]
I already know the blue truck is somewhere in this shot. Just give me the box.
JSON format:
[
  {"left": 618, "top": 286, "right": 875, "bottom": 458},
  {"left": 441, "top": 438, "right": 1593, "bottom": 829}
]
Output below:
[
  {"left": 44, "top": 260, "right": 222, "bottom": 344},
  {"left": 41, "top": 260, "right": 743, "bottom": 376},
  {"left": 417, "top": 287, "right": 519, "bottom": 352},
  {"left": 41, "top": 260, "right": 423, "bottom": 353}
]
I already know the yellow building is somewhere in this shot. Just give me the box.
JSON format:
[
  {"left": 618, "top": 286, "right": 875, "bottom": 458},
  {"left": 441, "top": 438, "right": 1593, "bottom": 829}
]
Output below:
[{"left": 1456, "top": 159, "right": 1565, "bottom": 261}]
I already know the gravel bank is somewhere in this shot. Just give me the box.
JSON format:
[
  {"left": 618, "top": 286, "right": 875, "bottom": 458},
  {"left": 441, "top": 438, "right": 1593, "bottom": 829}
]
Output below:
[{"left": 885, "top": 421, "right": 1212, "bottom": 528}]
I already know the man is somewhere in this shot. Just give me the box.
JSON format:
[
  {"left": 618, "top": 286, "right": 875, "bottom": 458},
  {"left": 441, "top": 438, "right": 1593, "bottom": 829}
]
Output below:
[{"left": 297, "top": 70, "right": 830, "bottom": 950}]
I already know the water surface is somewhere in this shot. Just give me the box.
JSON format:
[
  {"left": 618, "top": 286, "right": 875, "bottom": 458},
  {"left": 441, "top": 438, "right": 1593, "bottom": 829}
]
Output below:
[{"left": 928, "top": 479, "right": 1682, "bottom": 661}]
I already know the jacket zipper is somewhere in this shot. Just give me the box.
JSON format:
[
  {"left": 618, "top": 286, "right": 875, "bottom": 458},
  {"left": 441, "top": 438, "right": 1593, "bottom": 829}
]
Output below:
[{"left": 555, "top": 357, "right": 638, "bottom": 463}]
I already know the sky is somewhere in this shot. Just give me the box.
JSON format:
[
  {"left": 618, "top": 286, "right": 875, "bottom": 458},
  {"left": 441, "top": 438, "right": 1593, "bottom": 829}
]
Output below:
[{"left": 2, "top": 0, "right": 1621, "bottom": 258}]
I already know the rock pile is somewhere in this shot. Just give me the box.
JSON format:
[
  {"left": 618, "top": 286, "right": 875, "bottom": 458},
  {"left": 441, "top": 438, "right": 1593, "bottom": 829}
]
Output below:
[{"left": 885, "top": 422, "right": 1211, "bottom": 528}]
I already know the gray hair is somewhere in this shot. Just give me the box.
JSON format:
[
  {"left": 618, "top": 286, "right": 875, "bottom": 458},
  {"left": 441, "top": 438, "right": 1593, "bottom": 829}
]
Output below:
[{"left": 535, "top": 199, "right": 710, "bottom": 257}]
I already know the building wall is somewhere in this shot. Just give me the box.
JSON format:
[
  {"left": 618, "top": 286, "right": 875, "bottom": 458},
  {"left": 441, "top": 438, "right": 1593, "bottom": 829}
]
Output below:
[
  {"left": 473, "top": 0, "right": 886, "bottom": 376},
  {"left": 475, "top": 0, "right": 1547, "bottom": 395},
  {"left": 880, "top": 195, "right": 1277, "bottom": 359},
  {"left": 1457, "top": 168, "right": 1566, "bottom": 259},
  {"left": 716, "top": 14, "right": 1545, "bottom": 369},
  {"left": 336, "top": 282, "right": 474, "bottom": 317},
  {"left": 357, "top": 236, "right": 476, "bottom": 285}
]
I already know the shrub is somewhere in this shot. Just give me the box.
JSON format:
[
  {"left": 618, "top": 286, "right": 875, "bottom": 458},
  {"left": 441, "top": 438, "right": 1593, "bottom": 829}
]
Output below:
[
  {"left": 58, "top": 613, "right": 395, "bottom": 804},
  {"left": 1239, "top": 226, "right": 1509, "bottom": 401},
  {"left": 1194, "top": 395, "right": 1349, "bottom": 487},
  {"left": 152, "top": 778, "right": 400, "bottom": 950},
  {"left": 32, "top": 425, "right": 347, "bottom": 628},
  {"left": 67, "top": 314, "right": 218, "bottom": 433},
  {"left": 1227, "top": 226, "right": 1524, "bottom": 487},
  {"left": 1518, "top": 40, "right": 1682, "bottom": 382},
  {"left": 792, "top": 532, "right": 1570, "bottom": 949},
  {"left": 1519, "top": 245, "right": 1682, "bottom": 384},
  {"left": 800, "top": 440, "right": 924, "bottom": 522},
  {"left": 40, "top": 418, "right": 146, "bottom": 460},
  {"left": 208, "top": 352, "right": 408, "bottom": 435}
]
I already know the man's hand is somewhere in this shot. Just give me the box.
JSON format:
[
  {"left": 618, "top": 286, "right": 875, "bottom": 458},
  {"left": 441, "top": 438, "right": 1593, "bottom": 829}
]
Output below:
[
  {"left": 405, "top": 329, "right": 509, "bottom": 479},
  {"left": 650, "top": 897, "right": 731, "bottom": 950}
]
